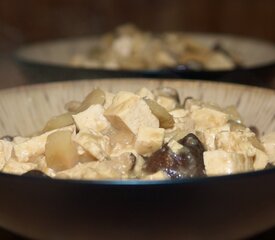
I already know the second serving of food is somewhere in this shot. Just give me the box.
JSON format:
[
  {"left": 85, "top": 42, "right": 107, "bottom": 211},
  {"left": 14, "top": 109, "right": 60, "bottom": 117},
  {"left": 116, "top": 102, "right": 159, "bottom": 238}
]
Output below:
[
  {"left": 71, "top": 24, "right": 241, "bottom": 71},
  {"left": 0, "top": 86, "right": 274, "bottom": 180}
]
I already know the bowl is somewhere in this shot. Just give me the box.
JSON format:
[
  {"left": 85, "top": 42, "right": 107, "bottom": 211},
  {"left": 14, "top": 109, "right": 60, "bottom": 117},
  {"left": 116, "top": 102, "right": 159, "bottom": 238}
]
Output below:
[
  {"left": 0, "top": 79, "right": 275, "bottom": 240},
  {"left": 14, "top": 33, "right": 275, "bottom": 86}
]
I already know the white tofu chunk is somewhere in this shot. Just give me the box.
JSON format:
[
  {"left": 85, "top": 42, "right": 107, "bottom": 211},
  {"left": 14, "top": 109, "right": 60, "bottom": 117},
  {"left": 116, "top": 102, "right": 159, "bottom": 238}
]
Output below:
[
  {"left": 143, "top": 170, "right": 169, "bottom": 180},
  {"left": 156, "top": 96, "right": 177, "bottom": 111},
  {"left": 261, "top": 132, "right": 275, "bottom": 165},
  {"left": 204, "top": 150, "right": 254, "bottom": 176},
  {"left": 56, "top": 162, "right": 99, "bottom": 180},
  {"left": 72, "top": 104, "right": 110, "bottom": 132},
  {"left": 130, "top": 153, "right": 145, "bottom": 178},
  {"left": 12, "top": 136, "right": 29, "bottom": 144},
  {"left": 2, "top": 158, "right": 37, "bottom": 175},
  {"left": 111, "top": 91, "right": 138, "bottom": 106},
  {"left": 164, "top": 117, "right": 195, "bottom": 143},
  {"left": 191, "top": 107, "right": 229, "bottom": 130},
  {"left": 105, "top": 95, "right": 159, "bottom": 135},
  {"left": 216, "top": 131, "right": 268, "bottom": 170},
  {"left": 167, "top": 140, "right": 183, "bottom": 154},
  {"left": 57, "top": 160, "right": 129, "bottom": 180},
  {"left": 109, "top": 152, "right": 135, "bottom": 175},
  {"left": 108, "top": 127, "right": 135, "bottom": 153},
  {"left": 184, "top": 98, "right": 202, "bottom": 111},
  {"left": 135, "top": 127, "right": 164, "bottom": 155},
  {"left": 216, "top": 131, "right": 256, "bottom": 156},
  {"left": 136, "top": 88, "right": 154, "bottom": 100},
  {"left": 0, "top": 140, "right": 13, "bottom": 170},
  {"left": 253, "top": 148, "right": 269, "bottom": 170},
  {"left": 112, "top": 36, "right": 132, "bottom": 57},
  {"left": 109, "top": 148, "right": 145, "bottom": 178},
  {"left": 198, "top": 124, "right": 230, "bottom": 151},
  {"left": 169, "top": 109, "right": 188, "bottom": 119},
  {"left": 103, "top": 91, "right": 115, "bottom": 109},
  {"left": 204, "top": 52, "right": 235, "bottom": 70},
  {"left": 74, "top": 130, "right": 110, "bottom": 161},
  {"left": 14, "top": 126, "right": 75, "bottom": 162}
]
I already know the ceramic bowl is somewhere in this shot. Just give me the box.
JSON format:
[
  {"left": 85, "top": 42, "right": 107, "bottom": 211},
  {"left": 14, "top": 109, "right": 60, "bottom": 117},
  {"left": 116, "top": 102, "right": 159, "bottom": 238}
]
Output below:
[
  {"left": 0, "top": 79, "right": 275, "bottom": 240},
  {"left": 14, "top": 33, "right": 275, "bottom": 86}
]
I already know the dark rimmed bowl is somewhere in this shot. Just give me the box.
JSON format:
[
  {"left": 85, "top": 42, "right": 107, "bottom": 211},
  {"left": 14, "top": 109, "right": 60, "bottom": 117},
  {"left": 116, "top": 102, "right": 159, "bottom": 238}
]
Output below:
[
  {"left": 14, "top": 33, "right": 275, "bottom": 87},
  {"left": 0, "top": 79, "right": 275, "bottom": 240}
]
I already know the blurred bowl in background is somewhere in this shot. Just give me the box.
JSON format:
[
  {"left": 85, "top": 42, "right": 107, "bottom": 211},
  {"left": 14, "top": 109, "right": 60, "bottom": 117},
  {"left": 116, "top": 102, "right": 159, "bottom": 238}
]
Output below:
[
  {"left": 14, "top": 33, "right": 275, "bottom": 87},
  {"left": 0, "top": 79, "right": 275, "bottom": 240}
]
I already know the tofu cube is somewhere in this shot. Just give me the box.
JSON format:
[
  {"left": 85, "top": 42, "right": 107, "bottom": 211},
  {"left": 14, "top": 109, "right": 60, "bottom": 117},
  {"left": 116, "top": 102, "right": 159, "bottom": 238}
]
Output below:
[
  {"left": 2, "top": 158, "right": 37, "bottom": 175},
  {"left": 135, "top": 127, "right": 164, "bottom": 155},
  {"left": 191, "top": 107, "right": 229, "bottom": 130},
  {"left": 169, "top": 109, "right": 188, "bottom": 119},
  {"left": 103, "top": 91, "right": 115, "bottom": 109},
  {"left": 198, "top": 124, "right": 230, "bottom": 151},
  {"left": 204, "top": 150, "right": 254, "bottom": 176},
  {"left": 73, "top": 104, "right": 110, "bottom": 132},
  {"left": 0, "top": 140, "right": 13, "bottom": 170},
  {"left": 74, "top": 130, "right": 110, "bottom": 161},
  {"left": 105, "top": 95, "right": 159, "bottom": 135},
  {"left": 136, "top": 88, "right": 154, "bottom": 100},
  {"left": 156, "top": 96, "right": 177, "bottom": 111},
  {"left": 143, "top": 170, "right": 169, "bottom": 180},
  {"left": 111, "top": 91, "right": 138, "bottom": 106},
  {"left": 167, "top": 139, "right": 184, "bottom": 154},
  {"left": 253, "top": 148, "right": 269, "bottom": 170},
  {"left": 261, "top": 132, "right": 275, "bottom": 165}
]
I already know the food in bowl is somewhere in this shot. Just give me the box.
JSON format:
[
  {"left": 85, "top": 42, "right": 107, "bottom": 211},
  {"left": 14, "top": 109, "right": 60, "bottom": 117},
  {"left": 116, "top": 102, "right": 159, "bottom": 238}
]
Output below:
[
  {"left": 71, "top": 24, "right": 242, "bottom": 71},
  {"left": 0, "top": 86, "right": 274, "bottom": 180}
]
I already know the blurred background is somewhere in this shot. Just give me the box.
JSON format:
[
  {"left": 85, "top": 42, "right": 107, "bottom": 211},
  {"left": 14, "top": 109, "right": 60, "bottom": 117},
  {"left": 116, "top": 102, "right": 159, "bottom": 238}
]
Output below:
[{"left": 0, "top": 0, "right": 275, "bottom": 88}]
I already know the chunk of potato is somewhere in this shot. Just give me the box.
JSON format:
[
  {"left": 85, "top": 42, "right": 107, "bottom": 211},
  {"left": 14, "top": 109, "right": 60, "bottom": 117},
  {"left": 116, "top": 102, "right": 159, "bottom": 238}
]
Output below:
[
  {"left": 76, "top": 88, "right": 105, "bottom": 113},
  {"left": 43, "top": 112, "right": 74, "bottom": 133},
  {"left": 144, "top": 99, "right": 174, "bottom": 129},
  {"left": 45, "top": 130, "right": 79, "bottom": 171},
  {"left": 65, "top": 100, "right": 81, "bottom": 112},
  {"left": 224, "top": 105, "right": 243, "bottom": 123}
]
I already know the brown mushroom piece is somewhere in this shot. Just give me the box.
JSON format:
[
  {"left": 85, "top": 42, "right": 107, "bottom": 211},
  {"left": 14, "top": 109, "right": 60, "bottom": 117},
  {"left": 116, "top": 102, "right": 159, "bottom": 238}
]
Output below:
[
  {"left": 0, "top": 135, "right": 13, "bottom": 141},
  {"left": 265, "top": 163, "right": 274, "bottom": 169},
  {"left": 145, "top": 133, "right": 205, "bottom": 178},
  {"left": 22, "top": 170, "right": 50, "bottom": 178},
  {"left": 249, "top": 126, "right": 260, "bottom": 137}
]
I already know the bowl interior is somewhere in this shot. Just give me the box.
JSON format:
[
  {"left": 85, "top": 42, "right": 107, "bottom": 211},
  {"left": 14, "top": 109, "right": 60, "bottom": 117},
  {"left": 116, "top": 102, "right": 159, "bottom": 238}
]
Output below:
[
  {"left": 0, "top": 79, "right": 274, "bottom": 137},
  {"left": 15, "top": 33, "right": 275, "bottom": 71}
]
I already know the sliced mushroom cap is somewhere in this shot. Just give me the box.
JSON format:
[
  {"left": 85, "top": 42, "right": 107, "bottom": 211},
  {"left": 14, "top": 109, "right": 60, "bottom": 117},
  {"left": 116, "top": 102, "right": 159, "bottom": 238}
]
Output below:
[{"left": 145, "top": 133, "right": 205, "bottom": 178}]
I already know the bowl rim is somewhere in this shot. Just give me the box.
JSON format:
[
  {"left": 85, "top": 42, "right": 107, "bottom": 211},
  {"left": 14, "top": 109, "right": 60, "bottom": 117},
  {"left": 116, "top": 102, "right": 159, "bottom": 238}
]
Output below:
[
  {"left": 0, "top": 166, "right": 275, "bottom": 186},
  {"left": 0, "top": 78, "right": 274, "bottom": 186}
]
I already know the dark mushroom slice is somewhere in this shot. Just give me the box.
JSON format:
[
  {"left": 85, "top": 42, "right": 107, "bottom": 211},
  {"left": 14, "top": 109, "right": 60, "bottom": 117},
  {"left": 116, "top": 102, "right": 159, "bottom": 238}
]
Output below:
[
  {"left": 22, "top": 170, "right": 50, "bottom": 178},
  {"left": 265, "top": 163, "right": 274, "bottom": 169},
  {"left": 249, "top": 126, "right": 260, "bottom": 137},
  {"left": 184, "top": 60, "right": 204, "bottom": 71},
  {"left": 145, "top": 133, "right": 205, "bottom": 179},
  {"left": 0, "top": 135, "right": 14, "bottom": 141}
]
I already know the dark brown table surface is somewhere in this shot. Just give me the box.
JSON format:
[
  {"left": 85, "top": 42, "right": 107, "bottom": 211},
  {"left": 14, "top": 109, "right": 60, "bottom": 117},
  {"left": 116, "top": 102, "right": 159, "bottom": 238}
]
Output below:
[{"left": 0, "top": 226, "right": 275, "bottom": 240}]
